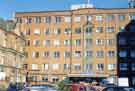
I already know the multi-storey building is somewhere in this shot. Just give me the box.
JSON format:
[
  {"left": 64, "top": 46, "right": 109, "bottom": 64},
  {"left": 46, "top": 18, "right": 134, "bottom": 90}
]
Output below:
[
  {"left": 117, "top": 20, "right": 135, "bottom": 87},
  {"left": 128, "top": 0, "right": 135, "bottom": 8},
  {"left": 15, "top": 7, "right": 135, "bottom": 84},
  {"left": 0, "top": 19, "right": 26, "bottom": 88}
]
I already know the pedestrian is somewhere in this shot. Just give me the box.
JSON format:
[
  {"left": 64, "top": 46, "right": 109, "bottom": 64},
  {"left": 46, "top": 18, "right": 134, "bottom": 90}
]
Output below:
[{"left": 22, "top": 83, "right": 30, "bottom": 91}]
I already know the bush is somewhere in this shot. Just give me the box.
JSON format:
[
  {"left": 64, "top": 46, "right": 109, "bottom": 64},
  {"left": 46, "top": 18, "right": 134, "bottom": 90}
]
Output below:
[{"left": 57, "top": 79, "right": 70, "bottom": 90}]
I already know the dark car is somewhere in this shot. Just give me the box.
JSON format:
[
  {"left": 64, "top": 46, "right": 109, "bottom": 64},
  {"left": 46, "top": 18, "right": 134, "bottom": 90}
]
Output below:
[
  {"left": 7, "top": 83, "right": 17, "bottom": 91},
  {"left": 103, "top": 87, "right": 124, "bottom": 91},
  {"left": 102, "top": 87, "right": 135, "bottom": 91}
]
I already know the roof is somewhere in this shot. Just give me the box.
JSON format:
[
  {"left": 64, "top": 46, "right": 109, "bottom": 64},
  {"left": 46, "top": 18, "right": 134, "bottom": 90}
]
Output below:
[{"left": 15, "top": 8, "right": 135, "bottom": 14}]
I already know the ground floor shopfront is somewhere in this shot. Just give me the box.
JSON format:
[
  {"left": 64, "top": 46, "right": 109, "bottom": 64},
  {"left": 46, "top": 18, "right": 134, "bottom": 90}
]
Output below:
[
  {"left": 26, "top": 71, "right": 117, "bottom": 85},
  {"left": 0, "top": 65, "right": 26, "bottom": 88}
]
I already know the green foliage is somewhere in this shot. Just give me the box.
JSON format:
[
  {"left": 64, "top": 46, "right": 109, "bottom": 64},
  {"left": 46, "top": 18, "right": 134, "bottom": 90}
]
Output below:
[{"left": 57, "top": 78, "right": 70, "bottom": 90}]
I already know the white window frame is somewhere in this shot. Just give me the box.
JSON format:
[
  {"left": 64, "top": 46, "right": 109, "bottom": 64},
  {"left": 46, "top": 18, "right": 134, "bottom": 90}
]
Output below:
[
  {"left": 108, "top": 64, "right": 115, "bottom": 71},
  {"left": 34, "top": 29, "right": 40, "bottom": 35},
  {"left": 64, "top": 16, "right": 71, "bottom": 23},
  {"left": 54, "top": 40, "right": 60, "bottom": 46},
  {"left": 33, "top": 40, "right": 40, "bottom": 46},
  {"left": 74, "top": 16, "right": 81, "bottom": 22},
  {"left": 43, "top": 64, "right": 49, "bottom": 70},
  {"left": 64, "top": 40, "right": 70, "bottom": 46},
  {"left": 52, "top": 64, "right": 59, "bottom": 70},
  {"left": 32, "top": 64, "right": 38, "bottom": 70},
  {"left": 96, "top": 15, "right": 103, "bottom": 21}
]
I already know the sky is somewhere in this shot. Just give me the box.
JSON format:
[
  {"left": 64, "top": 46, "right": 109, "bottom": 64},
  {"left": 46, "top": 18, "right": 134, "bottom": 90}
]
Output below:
[{"left": 0, "top": 0, "right": 128, "bottom": 20}]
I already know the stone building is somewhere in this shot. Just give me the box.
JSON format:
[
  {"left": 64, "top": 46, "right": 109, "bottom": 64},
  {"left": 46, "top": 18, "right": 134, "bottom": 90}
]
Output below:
[{"left": 0, "top": 18, "right": 26, "bottom": 88}]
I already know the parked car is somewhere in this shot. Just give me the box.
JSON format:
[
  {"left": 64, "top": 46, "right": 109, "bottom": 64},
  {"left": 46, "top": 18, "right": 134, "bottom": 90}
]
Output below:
[
  {"left": 7, "top": 83, "right": 17, "bottom": 91},
  {"left": 30, "top": 84, "right": 57, "bottom": 91},
  {"left": 102, "top": 87, "right": 135, "bottom": 91}
]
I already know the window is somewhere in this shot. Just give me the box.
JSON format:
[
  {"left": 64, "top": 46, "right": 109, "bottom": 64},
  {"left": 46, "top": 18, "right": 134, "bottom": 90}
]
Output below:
[
  {"left": 16, "top": 17, "right": 22, "bottom": 23},
  {"left": 32, "top": 64, "right": 38, "bottom": 70},
  {"left": 42, "top": 76, "right": 48, "bottom": 82},
  {"left": 84, "top": 64, "right": 92, "bottom": 72},
  {"left": 52, "top": 77, "right": 59, "bottom": 82},
  {"left": 85, "top": 27, "right": 92, "bottom": 33},
  {"left": 32, "top": 51, "right": 39, "bottom": 58},
  {"left": 26, "top": 29, "right": 31, "bottom": 35},
  {"left": 64, "top": 16, "right": 71, "bottom": 23},
  {"left": 119, "top": 26, "right": 125, "bottom": 32},
  {"left": 120, "top": 63, "right": 128, "bottom": 71},
  {"left": 26, "top": 40, "right": 30, "bottom": 46},
  {"left": 43, "top": 64, "right": 49, "bottom": 70},
  {"left": 45, "top": 16, "right": 51, "bottom": 24},
  {"left": 35, "top": 17, "right": 41, "bottom": 24},
  {"left": 54, "top": 51, "right": 60, "bottom": 58},
  {"left": 0, "top": 66, "right": 5, "bottom": 80},
  {"left": 54, "top": 40, "right": 60, "bottom": 46},
  {"left": 85, "top": 39, "right": 92, "bottom": 46},
  {"left": 74, "top": 16, "right": 81, "bottom": 22},
  {"left": 75, "top": 28, "right": 81, "bottom": 34},
  {"left": 64, "top": 64, "right": 70, "bottom": 70},
  {"left": 129, "top": 13, "right": 135, "bottom": 20},
  {"left": 34, "top": 29, "right": 40, "bottom": 35},
  {"left": 129, "top": 37, "right": 135, "bottom": 45},
  {"left": 96, "top": 15, "right": 103, "bottom": 21},
  {"left": 28, "top": 76, "right": 37, "bottom": 81},
  {"left": 107, "top": 39, "right": 115, "bottom": 46},
  {"left": 43, "top": 51, "right": 49, "bottom": 58},
  {"left": 85, "top": 51, "right": 93, "bottom": 57},
  {"left": 0, "top": 66, "right": 4, "bottom": 72},
  {"left": 119, "top": 50, "right": 127, "bottom": 57},
  {"left": 107, "top": 51, "right": 115, "bottom": 58},
  {"left": 74, "top": 64, "right": 81, "bottom": 71},
  {"left": 131, "top": 50, "right": 135, "bottom": 58},
  {"left": 55, "top": 16, "right": 61, "bottom": 24},
  {"left": 118, "top": 15, "right": 125, "bottom": 21},
  {"left": 132, "top": 77, "right": 135, "bottom": 86},
  {"left": 75, "top": 39, "right": 81, "bottom": 46},
  {"left": 52, "top": 64, "right": 59, "bottom": 70},
  {"left": 24, "top": 18, "right": 27, "bottom": 23},
  {"left": 96, "top": 64, "right": 104, "bottom": 71},
  {"left": 64, "top": 28, "right": 71, "bottom": 34},
  {"left": 0, "top": 57, "right": 4, "bottom": 65},
  {"left": 86, "top": 16, "right": 92, "bottom": 22},
  {"left": 3, "top": 38, "right": 6, "bottom": 47},
  {"left": 64, "top": 51, "right": 70, "bottom": 58},
  {"left": 33, "top": 40, "right": 40, "bottom": 46},
  {"left": 106, "top": 27, "right": 114, "bottom": 33},
  {"left": 96, "top": 51, "right": 104, "bottom": 58},
  {"left": 44, "top": 40, "right": 50, "bottom": 46},
  {"left": 106, "top": 15, "right": 114, "bottom": 21},
  {"left": 118, "top": 37, "right": 126, "bottom": 45},
  {"left": 74, "top": 51, "right": 81, "bottom": 58},
  {"left": 27, "top": 17, "right": 32, "bottom": 24},
  {"left": 45, "top": 28, "right": 50, "bottom": 35},
  {"left": 108, "top": 64, "right": 116, "bottom": 70},
  {"left": 54, "top": 28, "right": 61, "bottom": 35},
  {"left": 96, "top": 27, "right": 103, "bottom": 33},
  {"left": 132, "top": 64, "right": 135, "bottom": 71},
  {"left": 64, "top": 40, "right": 71, "bottom": 46},
  {"left": 96, "top": 39, "right": 104, "bottom": 45}
]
